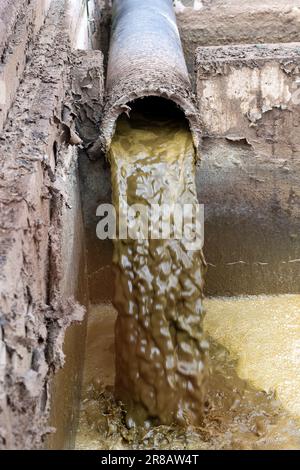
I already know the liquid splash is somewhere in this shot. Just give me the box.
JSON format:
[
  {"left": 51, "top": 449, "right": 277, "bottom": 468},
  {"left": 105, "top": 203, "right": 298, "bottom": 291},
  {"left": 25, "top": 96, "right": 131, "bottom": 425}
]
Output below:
[{"left": 75, "top": 296, "right": 300, "bottom": 450}]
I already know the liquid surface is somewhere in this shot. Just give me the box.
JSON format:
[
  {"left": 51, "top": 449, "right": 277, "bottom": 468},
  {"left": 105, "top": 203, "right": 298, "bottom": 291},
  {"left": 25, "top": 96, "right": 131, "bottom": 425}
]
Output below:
[
  {"left": 75, "top": 296, "right": 300, "bottom": 450},
  {"left": 108, "top": 109, "right": 207, "bottom": 426},
  {"left": 204, "top": 295, "right": 300, "bottom": 419}
]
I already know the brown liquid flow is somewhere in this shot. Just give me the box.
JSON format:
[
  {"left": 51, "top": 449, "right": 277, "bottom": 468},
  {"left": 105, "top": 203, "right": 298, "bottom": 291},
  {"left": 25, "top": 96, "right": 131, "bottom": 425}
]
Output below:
[{"left": 108, "top": 109, "right": 208, "bottom": 426}]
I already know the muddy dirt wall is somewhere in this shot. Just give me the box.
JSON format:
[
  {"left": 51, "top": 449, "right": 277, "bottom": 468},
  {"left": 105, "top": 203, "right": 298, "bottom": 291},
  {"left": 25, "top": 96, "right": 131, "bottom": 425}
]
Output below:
[
  {"left": 0, "top": 0, "right": 102, "bottom": 450},
  {"left": 0, "top": 0, "right": 52, "bottom": 132}
]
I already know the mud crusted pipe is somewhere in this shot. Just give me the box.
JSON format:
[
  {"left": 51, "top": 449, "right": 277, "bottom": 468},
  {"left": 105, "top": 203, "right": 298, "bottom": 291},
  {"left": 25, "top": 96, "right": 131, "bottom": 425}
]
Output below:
[{"left": 89, "top": 0, "right": 201, "bottom": 158}]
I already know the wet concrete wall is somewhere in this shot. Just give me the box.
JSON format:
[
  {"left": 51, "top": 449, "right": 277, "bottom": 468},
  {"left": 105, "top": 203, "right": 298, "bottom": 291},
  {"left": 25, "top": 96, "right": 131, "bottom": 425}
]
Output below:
[
  {"left": 196, "top": 44, "right": 300, "bottom": 295},
  {"left": 46, "top": 151, "right": 88, "bottom": 450},
  {"left": 78, "top": 158, "right": 112, "bottom": 306}
]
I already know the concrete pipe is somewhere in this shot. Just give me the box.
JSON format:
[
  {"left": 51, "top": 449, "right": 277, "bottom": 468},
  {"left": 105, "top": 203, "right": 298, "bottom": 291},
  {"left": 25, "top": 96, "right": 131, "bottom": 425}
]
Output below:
[{"left": 91, "top": 0, "right": 200, "bottom": 157}]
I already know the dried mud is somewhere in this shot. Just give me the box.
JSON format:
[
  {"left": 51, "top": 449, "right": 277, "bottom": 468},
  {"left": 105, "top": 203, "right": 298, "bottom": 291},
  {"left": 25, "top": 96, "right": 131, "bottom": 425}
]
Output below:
[
  {"left": 195, "top": 43, "right": 300, "bottom": 295},
  {"left": 177, "top": 1, "right": 300, "bottom": 76},
  {"left": 0, "top": 0, "right": 89, "bottom": 449}
]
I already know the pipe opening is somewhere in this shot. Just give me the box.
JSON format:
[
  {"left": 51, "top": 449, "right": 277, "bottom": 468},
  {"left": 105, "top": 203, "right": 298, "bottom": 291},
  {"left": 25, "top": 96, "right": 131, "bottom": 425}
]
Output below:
[
  {"left": 107, "top": 96, "right": 195, "bottom": 156},
  {"left": 121, "top": 96, "right": 190, "bottom": 124}
]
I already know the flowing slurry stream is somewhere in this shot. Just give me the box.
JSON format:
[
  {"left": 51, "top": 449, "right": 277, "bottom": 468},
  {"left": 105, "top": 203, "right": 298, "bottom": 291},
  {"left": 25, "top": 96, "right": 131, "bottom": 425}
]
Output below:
[
  {"left": 75, "top": 102, "right": 300, "bottom": 449},
  {"left": 108, "top": 104, "right": 207, "bottom": 426}
]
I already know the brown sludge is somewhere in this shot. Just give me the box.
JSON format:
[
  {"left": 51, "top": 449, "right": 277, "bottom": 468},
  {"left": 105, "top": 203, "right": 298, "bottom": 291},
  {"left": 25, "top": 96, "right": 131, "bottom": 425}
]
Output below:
[
  {"left": 76, "top": 105, "right": 300, "bottom": 446},
  {"left": 75, "top": 298, "right": 300, "bottom": 450},
  {"left": 108, "top": 100, "right": 208, "bottom": 427}
]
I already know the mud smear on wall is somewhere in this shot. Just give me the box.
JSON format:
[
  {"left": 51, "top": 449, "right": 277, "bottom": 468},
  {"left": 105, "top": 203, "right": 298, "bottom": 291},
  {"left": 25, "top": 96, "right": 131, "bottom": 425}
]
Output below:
[
  {"left": 0, "top": 1, "right": 94, "bottom": 449},
  {"left": 108, "top": 98, "right": 207, "bottom": 426},
  {"left": 76, "top": 296, "right": 300, "bottom": 450}
]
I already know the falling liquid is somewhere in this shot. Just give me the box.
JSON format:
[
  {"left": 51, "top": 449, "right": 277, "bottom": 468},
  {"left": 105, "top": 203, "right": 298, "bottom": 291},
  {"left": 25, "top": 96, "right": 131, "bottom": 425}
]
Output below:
[{"left": 108, "top": 102, "right": 208, "bottom": 426}]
